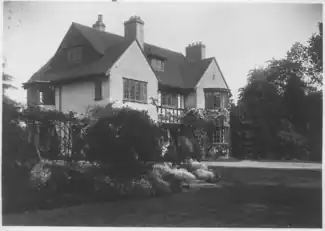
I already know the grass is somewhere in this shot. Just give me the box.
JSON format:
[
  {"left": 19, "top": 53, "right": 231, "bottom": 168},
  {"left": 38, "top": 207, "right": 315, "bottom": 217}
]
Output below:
[
  {"left": 2, "top": 165, "right": 322, "bottom": 227},
  {"left": 2, "top": 183, "right": 322, "bottom": 227}
]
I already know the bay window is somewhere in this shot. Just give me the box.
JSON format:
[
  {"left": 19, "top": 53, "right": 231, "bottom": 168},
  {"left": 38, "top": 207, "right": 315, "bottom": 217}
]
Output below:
[{"left": 205, "top": 91, "right": 222, "bottom": 109}]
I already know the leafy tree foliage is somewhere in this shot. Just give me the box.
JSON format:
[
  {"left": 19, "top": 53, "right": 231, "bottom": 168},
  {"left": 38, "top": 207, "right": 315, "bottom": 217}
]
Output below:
[
  {"left": 233, "top": 22, "right": 322, "bottom": 161},
  {"left": 286, "top": 22, "right": 323, "bottom": 89}
]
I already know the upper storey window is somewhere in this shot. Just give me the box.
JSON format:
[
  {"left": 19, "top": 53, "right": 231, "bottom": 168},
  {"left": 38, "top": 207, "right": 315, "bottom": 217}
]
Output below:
[
  {"left": 151, "top": 58, "right": 165, "bottom": 71},
  {"left": 205, "top": 91, "right": 222, "bottom": 109},
  {"left": 68, "top": 46, "right": 83, "bottom": 63},
  {"left": 123, "top": 78, "right": 148, "bottom": 103}
]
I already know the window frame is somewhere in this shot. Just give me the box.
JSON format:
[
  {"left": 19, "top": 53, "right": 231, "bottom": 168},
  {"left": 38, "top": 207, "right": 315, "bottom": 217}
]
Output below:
[
  {"left": 205, "top": 91, "right": 222, "bottom": 109},
  {"left": 39, "top": 85, "right": 55, "bottom": 106},
  {"left": 39, "top": 87, "right": 55, "bottom": 106},
  {"left": 94, "top": 79, "right": 103, "bottom": 101},
  {"left": 68, "top": 46, "right": 83, "bottom": 63},
  {"left": 151, "top": 58, "right": 165, "bottom": 72},
  {"left": 161, "top": 92, "right": 178, "bottom": 108},
  {"left": 123, "top": 78, "right": 148, "bottom": 104},
  {"left": 212, "top": 128, "right": 226, "bottom": 144}
]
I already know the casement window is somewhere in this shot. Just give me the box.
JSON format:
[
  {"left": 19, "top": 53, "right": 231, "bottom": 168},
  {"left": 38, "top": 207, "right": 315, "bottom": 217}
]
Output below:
[
  {"left": 161, "top": 92, "right": 178, "bottom": 108},
  {"left": 205, "top": 91, "right": 222, "bottom": 109},
  {"left": 212, "top": 128, "right": 226, "bottom": 144},
  {"left": 94, "top": 79, "right": 102, "bottom": 101},
  {"left": 39, "top": 86, "right": 55, "bottom": 105},
  {"left": 151, "top": 58, "right": 165, "bottom": 71},
  {"left": 68, "top": 46, "right": 83, "bottom": 63},
  {"left": 123, "top": 78, "right": 147, "bottom": 103}
]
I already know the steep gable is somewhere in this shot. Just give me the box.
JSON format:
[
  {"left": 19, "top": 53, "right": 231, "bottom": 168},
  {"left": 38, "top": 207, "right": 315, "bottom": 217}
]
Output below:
[
  {"left": 180, "top": 58, "right": 214, "bottom": 88},
  {"left": 196, "top": 58, "right": 229, "bottom": 90},
  {"left": 39, "top": 40, "right": 133, "bottom": 83},
  {"left": 27, "top": 22, "right": 228, "bottom": 91},
  {"left": 72, "top": 22, "right": 123, "bottom": 54}
]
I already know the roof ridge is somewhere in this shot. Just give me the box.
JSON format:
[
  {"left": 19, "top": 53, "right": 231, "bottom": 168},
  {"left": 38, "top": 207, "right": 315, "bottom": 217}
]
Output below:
[
  {"left": 72, "top": 22, "right": 124, "bottom": 38},
  {"left": 28, "top": 21, "right": 227, "bottom": 90},
  {"left": 72, "top": 22, "right": 186, "bottom": 57},
  {"left": 186, "top": 57, "right": 214, "bottom": 64},
  {"left": 145, "top": 43, "right": 185, "bottom": 58}
]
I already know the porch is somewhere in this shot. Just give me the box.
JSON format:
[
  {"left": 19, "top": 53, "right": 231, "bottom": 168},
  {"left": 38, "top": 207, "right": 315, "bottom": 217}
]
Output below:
[{"left": 156, "top": 105, "right": 230, "bottom": 155}]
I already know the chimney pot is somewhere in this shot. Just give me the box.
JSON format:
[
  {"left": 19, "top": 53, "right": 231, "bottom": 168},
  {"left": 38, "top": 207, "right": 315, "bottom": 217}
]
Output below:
[
  {"left": 124, "top": 15, "right": 144, "bottom": 49},
  {"left": 185, "top": 41, "right": 206, "bottom": 61},
  {"left": 98, "top": 14, "right": 103, "bottom": 22},
  {"left": 92, "top": 14, "right": 106, "bottom": 31}
]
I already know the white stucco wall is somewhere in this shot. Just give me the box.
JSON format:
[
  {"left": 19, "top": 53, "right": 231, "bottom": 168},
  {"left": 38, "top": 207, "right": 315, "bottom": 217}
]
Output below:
[
  {"left": 31, "top": 41, "right": 157, "bottom": 118},
  {"left": 196, "top": 60, "right": 229, "bottom": 109},
  {"left": 59, "top": 78, "right": 109, "bottom": 114},
  {"left": 109, "top": 40, "right": 158, "bottom": 120}
]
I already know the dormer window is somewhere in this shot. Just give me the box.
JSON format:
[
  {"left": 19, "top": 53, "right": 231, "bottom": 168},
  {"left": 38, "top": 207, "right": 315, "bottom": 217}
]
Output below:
[
  {"left": 151, "top": 58, "right": 165, "bottom": 71},
  {"left": 68, "top": 46, "right": 83, "bottom": 63}
]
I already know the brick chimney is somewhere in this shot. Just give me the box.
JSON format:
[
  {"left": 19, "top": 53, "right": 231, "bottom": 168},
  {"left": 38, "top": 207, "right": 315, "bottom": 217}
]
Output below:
[
  {"left": 124, "top": 16, "right": 144, "bottom": 50},
  {"left": 185, "top": 42, "right": 206, "bottom": 61},
  {"left": 92, "top": 14, "right": 106, "bottom": 31}
]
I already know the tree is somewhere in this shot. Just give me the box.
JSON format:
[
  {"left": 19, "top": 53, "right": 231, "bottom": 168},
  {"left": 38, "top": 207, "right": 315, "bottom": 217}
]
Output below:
[
  {"left": 308, "top": 22, "right": 323, "bottom": 75},
  {"left": 234, "top": 22, "right": 323, "bottom": 161},
  {"left": 2, "top": 58, "right": 17, "bottom": 103},
  {"left": 283, "top": 75, "right": 307, "bottom": 134},
  {"left": 239, "top": 67, "right": 285, "bottom": 159},
  {"left": 3, "top": 73, "right": 17, "bottom": 92},
  {"left": 305, "top": 91, "right": 322, "bottom": 161},
  {"left": 286, "top": 22, "right": 323, "bottom": 89}
]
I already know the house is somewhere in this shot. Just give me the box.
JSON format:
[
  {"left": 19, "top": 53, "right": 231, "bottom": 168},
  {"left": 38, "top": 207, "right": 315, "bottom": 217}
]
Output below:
[{"left": 24, "top": 15, "right": 231, "bottom": 147}]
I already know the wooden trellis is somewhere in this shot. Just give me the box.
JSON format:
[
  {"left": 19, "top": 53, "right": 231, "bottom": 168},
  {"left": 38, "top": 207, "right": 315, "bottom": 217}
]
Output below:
[{"left": 26, "top": 119, "right": 88, "bottom": 160}]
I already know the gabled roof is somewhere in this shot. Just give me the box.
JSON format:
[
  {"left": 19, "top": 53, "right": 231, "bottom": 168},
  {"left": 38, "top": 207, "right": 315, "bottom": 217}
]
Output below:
[
  {"left": 180, "top": 58, "right": 214, "bottom": 88},
  {"left": 27, "top": 22, "right": 229, "bottom": 90},
  {"left": 73, "top": 22, "right": 123, "bottom": 55}
]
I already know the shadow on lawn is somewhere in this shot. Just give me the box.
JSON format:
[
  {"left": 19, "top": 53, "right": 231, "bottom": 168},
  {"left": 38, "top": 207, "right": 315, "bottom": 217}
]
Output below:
[
  {"left": 201, "top": 183, "right": 321, "bottom": 228},
  {"left": 2, "top": 183, "right": 322, "bottom": 228}
]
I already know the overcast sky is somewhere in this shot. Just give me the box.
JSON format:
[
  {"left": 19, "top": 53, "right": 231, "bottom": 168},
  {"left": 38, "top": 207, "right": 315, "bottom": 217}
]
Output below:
[{"left": 3, "top": 1, "right": 322, "bottom": 103}]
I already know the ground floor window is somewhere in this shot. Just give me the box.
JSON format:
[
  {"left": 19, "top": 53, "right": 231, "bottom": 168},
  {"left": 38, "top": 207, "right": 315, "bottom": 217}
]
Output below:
[
  {"left": 39, "top": 85, "right": 55, "bottom": 105},
  {"left": 161, "top": 92, "right": 178, "bottom": 108},
  {"left": 94, "top": 79, "right": 102, "bottom": 101},
  {"left": 212, "top": 127, "right": 227, "bottom": 144}
]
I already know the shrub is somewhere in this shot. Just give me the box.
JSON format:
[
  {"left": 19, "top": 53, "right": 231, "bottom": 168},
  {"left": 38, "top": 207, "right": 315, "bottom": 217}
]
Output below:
[
  {"left": 29, "top": 162, "right": 71, "bottom": 192},
  {"left": 177, "top": 136, "right": 202, "bottom": 162},
  {"left": 148, "top": 170, "right": 172, "bottom": 195},
  {"left": 192, "top": 169, "right": 215, "bottom": 181},
  {"left": 128, "top": 177, "right": 155, "bottom": 198},
  {"left": 82, "top": 105, "right": 162, "bottom": 180}
]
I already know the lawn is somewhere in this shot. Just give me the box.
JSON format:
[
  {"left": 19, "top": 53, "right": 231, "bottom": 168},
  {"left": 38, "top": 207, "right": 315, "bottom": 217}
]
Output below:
[{"left": 2, "top": 162, "right": 322, "bottom": 228}]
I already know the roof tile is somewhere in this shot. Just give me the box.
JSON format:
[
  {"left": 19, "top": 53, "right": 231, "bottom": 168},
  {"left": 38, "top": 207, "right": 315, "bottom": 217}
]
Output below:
[{"left": 28, "top": 22, "right": 226, "bottom": 89}]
